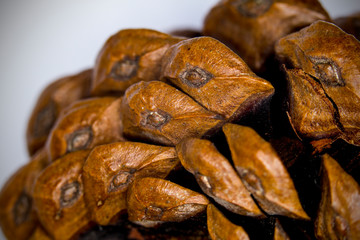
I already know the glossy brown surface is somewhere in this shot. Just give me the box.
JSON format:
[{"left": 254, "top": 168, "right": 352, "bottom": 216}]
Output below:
[
  {"left": 284, "top": 68, "right": 341, "bottom": 149},
  {"left": 223, "top": 124, "right": 309, "bottom": 219},
  {"left": 127, "top": 177, "right": 209, "bottom": 228},
  {"left": 121, "top": 81, "right": 223, "bottom": 146},
  {"left": 161, "top": 36, "right": 274, "bottom": 120},
  {"left": 92, "top": 29, "right": 184, "bottom": 96},
  {"left": 176, "top": 138, "right": 262, "bottom": 217},
  {"left": 27, "top": 69, "right": 92, "bottom": 156},
  {"left": 46, "top": 97, "right": 124, "bottom": 161},
  {"left": 203, "top": 0, "right": 329, "bottom": 73},
  {"left": 2, "top": 9, "right": 360, "bottom": 237},
  {"left": 207, "top": 204, "right": 249, "bottom": 240},
  {"left": 315, "top": 154, "right": 360, "bottom": 239},
  {"left": 0, "top": 149, "right": 48, "bottom": 240},
  {"left": 82, "top": 141, "right": 179, "bottom": 225},
  {"left": 276, "top": 20, "right": 360, "bottom": 148},
  {"left": 33, "top": 150, "right": 92, "bottom": 240}
]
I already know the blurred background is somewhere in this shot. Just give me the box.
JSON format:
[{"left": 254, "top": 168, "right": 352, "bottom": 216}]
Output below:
[{"left": 0, "top": 0, "right": 359, "bottom": 238}]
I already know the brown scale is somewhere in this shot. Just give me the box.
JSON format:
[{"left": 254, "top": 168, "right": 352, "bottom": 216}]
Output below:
[
  {"left": 33, "top": 150, "right": 92, "bottom": 240},
  {"left": 26, "top": 69, "right": 92, "bottom": 156},
  {"left": 120, "top": 80, "right": 224, "bottom": 146},
  {"left": 284, "top": 68, "right": 341, "bottom": 145},
  {"left": 203, "top": 0, "right": 330, "bottom": 73},
  {"left": 161, "top": 36, "right": 274, "bottom": 120},
  {"left": 207, "top": 204, "right": 250, "bottom": 240},
  {"left": 276, "top": 20, "right": 360, "bottom": 150},
  {"left": 46, "top": 97, "right": 124, "bottom": 161},
  {"left": 82, "top": 141, "right": 179, "bottom": 225},
  {"left": 91, "top": 29, "right": 184, "bottom": 96},
  {"left": 176, "top": 138, "right": 263, "bottom": 217},
  {"left": 315, "top": 154, "right": 360, "bottom": 240},
  {"left": 223, "top": 123, "right": 309, "bottom": 220},
  {"left": 0, "top": 148, "right": 49, "bottom": 240},
  {"left": 127, "top": 177, "right": 209, "bottom": 228}
]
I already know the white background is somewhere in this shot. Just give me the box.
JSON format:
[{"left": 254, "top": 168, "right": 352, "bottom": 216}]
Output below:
[{"left": 0, "top": 0, "right": 359, "bottom": 239}]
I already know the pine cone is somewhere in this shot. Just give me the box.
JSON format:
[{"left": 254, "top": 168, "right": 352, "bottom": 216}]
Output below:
[{"left": 1, "top": 1, "right": 360, "bottom": 239}]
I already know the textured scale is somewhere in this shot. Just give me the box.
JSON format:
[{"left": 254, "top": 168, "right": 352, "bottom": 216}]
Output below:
[
  {"left": 207, "top": 204, "right": 250, "bottom": 240},
  {"left": 203, "top": 0, "right": 330, "bottom": 72},
  {"left": 276, "top": 21, "right": 360, "bottom": 147},
  {"left": 26, "top": 69, "right": 92, "bottom": 155},
  {"left": 0, "top": 149, "right": 49, "bottom": 240},
  {"left": 121, "top": 81, "right": 224, "bottom": 146},
  {"left": 285, "top": 68, "right": 342, "bottom": 141},
  {"left": 176, "top": 138, "right": 263, "bottom": 217},
  {"left": 32, "top": 150, "right": 91, "bottom": 240},
  {"left": 127, "top": 177, "right": 209, "bottom": 228},
  {"left": 82, "top": 142, "right": 179, "bottom": 225},
  {"left": 315, "top": 154, "right": 360, "bottom": 239},
  {"left": 223, "top": 124, "right": 309, "bottom": 219},
  {"left": 91, "top": 29, "right": 184, "bottom": 96},
  {"left": 47, "top": 97, "right": 124, "bottom": 161},
  {"left": 161, "top": 36, "right": 274, "bottom": 120}
]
